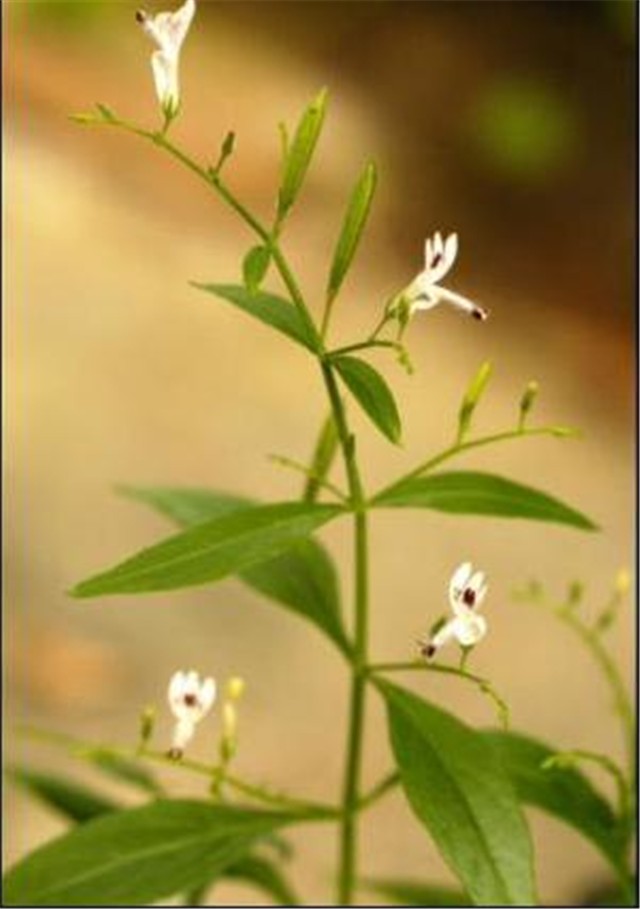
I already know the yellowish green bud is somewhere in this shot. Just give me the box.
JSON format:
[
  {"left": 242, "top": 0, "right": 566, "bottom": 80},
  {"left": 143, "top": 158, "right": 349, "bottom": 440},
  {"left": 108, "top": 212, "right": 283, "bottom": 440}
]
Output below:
[
  {"left": 615, "top": 568, "right": 631, "bottom": 596},
  {"left": 225, "top": 677, "right": 245, "bottom": 701},
  {"left": 138, "top": 705, "right": 156, "bottom": 747},
  {"left": 518, "top": 380, "right": 539, "bottom": 430},
  {"left": 457, "top": 361, "right": 492, "bottom": 443}
]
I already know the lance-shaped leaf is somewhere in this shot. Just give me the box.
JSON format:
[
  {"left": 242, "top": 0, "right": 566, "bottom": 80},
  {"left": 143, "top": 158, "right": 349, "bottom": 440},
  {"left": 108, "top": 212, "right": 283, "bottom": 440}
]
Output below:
[
  {"left": 82, "top": 749, "right": 162, "bottom": 795},
  {"left": 7, "top": 767, "right": 118, "bottom": 824},
  {"left": 118, "top": 486, "right": 348, "bottom": 652},
  {"left": 242, "top": 246, "right": 271, "bottom": 293},
  {"left": 326, "top": 161, "right": 377, "bottom": 303},
  {"left": 334, "top": 356, "right": 401, "bottom": 445},
  {"left": 217, "top": 854, "right": 299, "bottom": 905},
  {"left": 191, "top": 283, "right": 319, "bottom": 353},
  {"left": 374, "top": 471, "right": 597, "bottom": 530},
  {"left": 277, "top": 88, "right": 327, "bottom": 217},
  {"left": 482, "top": 730, "right": 628, "bottom": 874},
  {"left": 380, "top": 681, "right": 536, "bottom": 906},
  {"left": 364, "top": 878, "right": 471, "bottom": 906},
  {"left": 71, "top": 502, "right": 343, "bottom": 598},
  {"left": 2, "top": 800, "right": 290, "bottom": 906}
]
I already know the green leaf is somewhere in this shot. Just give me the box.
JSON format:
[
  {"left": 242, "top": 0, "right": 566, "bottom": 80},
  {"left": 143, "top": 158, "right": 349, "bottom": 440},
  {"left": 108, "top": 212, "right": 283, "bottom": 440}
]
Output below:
[
  {"left": 223, "top": 854, "right": 300, "bottom": 905},
  {"left": 191, "top": 282, "right": 319, "bottom": 352},
  {"left": 2, "top": 800, "right": 289, "bottom": 907},
  {"left": 334, "top": 356, "right": 401, "bottom": 444},
  {"left": 82, "top": 749, "right": 162, "bottom": 796},
  {"left": 374, "top": 471, "right": 597, "bottom": 530},
  {"left": 119, "top": 486, "right": 348, "bottom": 652},
  {"left": 242, "top": 246, "right": 271, "bottom": 293},
  {"left": 7, "top": 767, "right": 118, "bottom": 824},
  {"left": 303, "top": 413, "right": 339, "bottom": 503},
  {"left": 326, "top": 161, "right": 377, "bottom": 303},
  {"left": 187, "top": 852, "right": 299, "bottom": 906},
  {"left": 72, "top": 501, "right": 343, "bottom": 599},
  {"left": 380, "top": 681, "right": 536, "bottom": 906},
  {"left": 482, "top": 730, "right": 627, "bottom": 874},
  {"left": 365, "top": 878, "right": 471, "bottom": 906},
  {"left": 277, "top": 88, "right": 327, "bottom": 217}
]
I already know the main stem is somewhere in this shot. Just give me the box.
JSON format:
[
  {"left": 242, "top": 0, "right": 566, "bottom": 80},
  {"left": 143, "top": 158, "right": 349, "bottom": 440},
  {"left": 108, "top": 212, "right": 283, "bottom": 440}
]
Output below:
[{"left": 321, "top": 363, "right": 368, "bottom": 905}]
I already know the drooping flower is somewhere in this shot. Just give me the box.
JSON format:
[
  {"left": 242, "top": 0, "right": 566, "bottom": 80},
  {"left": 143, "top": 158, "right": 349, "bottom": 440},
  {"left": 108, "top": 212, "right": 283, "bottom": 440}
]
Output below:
[
  {"left": 421, "top": 562, "right": 489, "bottom": 659},
  {"left": 167, "top": 669, "right": 216, "bottom": 758},
  {"left": 405, "top": 231, "right": 488, "bottom": 322},
  {"left": 136, "top": 0, "right": 196, "bottom": 118}
]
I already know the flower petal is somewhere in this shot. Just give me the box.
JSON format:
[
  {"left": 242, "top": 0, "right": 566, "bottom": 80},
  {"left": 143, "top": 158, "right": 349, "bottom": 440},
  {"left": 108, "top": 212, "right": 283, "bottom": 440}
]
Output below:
[
  {"left": 431, "top": 618, "right": 457, "bottom": 650},
  {"left": 171, "top": 717, "right": 196, "bottom": 751},
  {"left": 449, "top": 561, "right": 473, "bottom": 610},
  {"left": 453, "top": 613, "right": 487, "bottom": 647},
  {"left": 151, "top": 51, "right": 179, "bottom": 113},
  {"left": 442, "top": 232, "right": 459, "bottom": 273},
  {"left": 431, "top": 286, "right": 488, "bottom": 321},
  {"left": 200, "top": 677, "right": 217, "bottom": 713}
]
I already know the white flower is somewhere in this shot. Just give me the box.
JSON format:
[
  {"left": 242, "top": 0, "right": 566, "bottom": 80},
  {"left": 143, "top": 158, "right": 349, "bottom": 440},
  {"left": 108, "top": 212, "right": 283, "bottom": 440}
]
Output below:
[
  {"left": 167, "top": 669, "right": 216, "bottom": 757},
  {"left": 136, "top": 0, "right": 196, "bottom": 118},
  {"left": 406, "top": 231, "right": 488, "bottom": 321},
  {"left": 448, "top": 561, "right": 488, "bottom": 617},
  {"left": 421, "top": 562, "right": 489, "bottom": 659}
]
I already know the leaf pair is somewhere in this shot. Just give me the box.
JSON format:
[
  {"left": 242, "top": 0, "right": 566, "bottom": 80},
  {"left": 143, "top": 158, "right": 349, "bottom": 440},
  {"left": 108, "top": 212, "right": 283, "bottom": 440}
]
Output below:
[
  {"left": 8, "top": 763, "right": 299, "bottom": 906},
  {"left": 382, "top": 683, "right": 628, "bottom": 907},
  {"left": 74, "top": 489, "right": 349, "bottom": 654},
  {"left": 3, "top": 800, "right": 292, "bottom": 906}
]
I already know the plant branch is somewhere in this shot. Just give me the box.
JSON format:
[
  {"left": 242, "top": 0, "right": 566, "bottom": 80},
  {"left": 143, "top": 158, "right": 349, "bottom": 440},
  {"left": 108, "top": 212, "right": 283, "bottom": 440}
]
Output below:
[
  {"left": 268, "top": 453, "right": 348, "bottom": 503},
  {"left": 374, "top": 425, "right": 576, "bottom": 501},
  {"left": 543, "top": 749, "right": 630, "bottom": 822},
  {"left": 367, "top": 660, "right": 510, "bottom": 728},
  {"left": 547, "top": 607, "right": 634, "bottom": 782},
  {"left": 358, "top": 771, "right": 399, "bottom": 811},
  {"left": 327, "top": 340, "right": 402, "bottom": 359},
  {"left": 15, "top": 725, "right": 335, "bottom": 819}
]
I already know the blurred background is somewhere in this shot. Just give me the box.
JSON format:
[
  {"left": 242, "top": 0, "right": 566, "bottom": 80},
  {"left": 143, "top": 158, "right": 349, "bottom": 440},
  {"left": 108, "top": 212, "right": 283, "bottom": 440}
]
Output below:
[{"left": 4, "top": 0, "right": 636, "bottom": 904}]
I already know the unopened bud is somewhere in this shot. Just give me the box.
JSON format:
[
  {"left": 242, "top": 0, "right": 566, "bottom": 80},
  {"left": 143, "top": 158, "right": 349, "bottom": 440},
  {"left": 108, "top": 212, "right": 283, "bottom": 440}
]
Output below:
[
  {"left": 457, "top": 361, "right": 492, "bottom": 443},
  {"left": 566, "top": 580, "right": 584, "bottom": 611},
  {"left": 138, "top": 705, "right": 156, "bottom": 748},
  {"left": 518, "top": 381, "right": 539, "bottom": 430},
  {"left": 221, "top": 130, "right": 235, "bottom": 158},
  {"left": 225, "top": 677, "right": 245, "bottom": 701},
  {"left": 594, "top": 568, "right": 631, "bottom": 633},
  {"left": 222, "top": 702, "right": 238, "bottom": 740},
  {"left": 615, "top": 568, "right": 631, "bottom": 597}
]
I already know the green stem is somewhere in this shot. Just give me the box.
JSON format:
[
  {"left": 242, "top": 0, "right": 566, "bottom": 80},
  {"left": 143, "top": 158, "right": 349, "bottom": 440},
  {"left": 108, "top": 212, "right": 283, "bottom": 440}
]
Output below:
[
  {"left": 554, "top": 609, "right": 635, "bottom": 783},
  {"left": 327, "top": 340, "right": 401, "bottom": 358},
  {"left": 94, "top": 116, "right": 319, "bottom": 344},
  {"left": 544, "top": 749, "right": 630, "bottom": 821},
  {"left": 358, "top": 770, "right": 399, "bottom": 811},
  {"left": 268, "top": 453, "right": 348, "bottom": 503},
  {"left": 320, "top": 361, "right": 369, "bottom": 905},
  {"left": 368, "top": 660, "right": 510, "bottom": 728},
  {"left": 374, "top": 426, "right": 575, "bottom": 501},
  {"left": 16, "top": 725, "right": 334, "bottom": 818}
]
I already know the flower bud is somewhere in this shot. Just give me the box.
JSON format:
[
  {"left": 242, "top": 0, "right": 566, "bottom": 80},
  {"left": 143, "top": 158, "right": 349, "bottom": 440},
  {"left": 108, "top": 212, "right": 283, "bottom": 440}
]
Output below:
[
  {"left": 457, "top": 361, "right": 492, "bottom": 443},
  {"left": 225, "top": 676, "right": 245, "bottom": 701},
  {"left": 138, "top": 705, "right": 156, "bottom": 747},
  {"left": 518, "top": 380, "right": 539, "bottom": 430},
  {"left": 565, "top": 580, "right": 584, "bottom": 611},
  {"left": 615, "top": 568, "right": 631, "bottom": 597}
]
